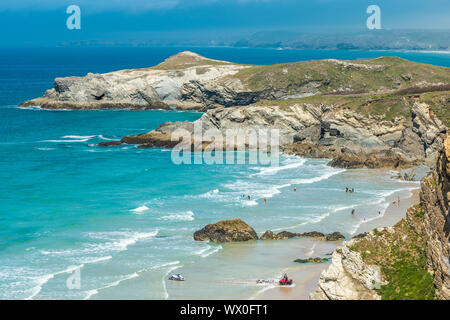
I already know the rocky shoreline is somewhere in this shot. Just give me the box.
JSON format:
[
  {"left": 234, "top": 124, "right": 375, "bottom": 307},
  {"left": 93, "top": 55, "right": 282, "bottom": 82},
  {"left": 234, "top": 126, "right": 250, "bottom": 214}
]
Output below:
[
  {"left": 193, "top": 218, "right": 345, "bottom": 243},
  {"left": 310, "top": 135, "right": 450, "bottom": 300}
]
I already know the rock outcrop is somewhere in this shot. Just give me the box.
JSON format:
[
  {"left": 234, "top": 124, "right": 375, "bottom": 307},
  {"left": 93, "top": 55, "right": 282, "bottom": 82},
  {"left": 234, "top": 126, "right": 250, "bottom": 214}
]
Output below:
[
  {"left": 310, "top": 242, "right": 385, "bottom": 300},
  {"left": 118, "top": 92, "right": 448, "bottom": 168},
  {"left": 193, "top": 218, "right": 258, "bottom": 243},
  {"left": 259, "top": 230, "right": 344, "bottom": 241}
]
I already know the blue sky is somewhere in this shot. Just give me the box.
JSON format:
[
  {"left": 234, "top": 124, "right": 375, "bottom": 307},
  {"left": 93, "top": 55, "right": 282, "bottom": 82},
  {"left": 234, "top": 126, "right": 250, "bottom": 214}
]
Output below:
[{"left": 0, "top": 0, "right": 449, "bottom": 46}]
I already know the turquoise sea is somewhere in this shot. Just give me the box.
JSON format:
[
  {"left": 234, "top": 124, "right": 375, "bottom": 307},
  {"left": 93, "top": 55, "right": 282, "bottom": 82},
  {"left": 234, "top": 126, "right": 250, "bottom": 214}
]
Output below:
[{"left": 0, "top": 47, "right": 448, "bottom": 299}]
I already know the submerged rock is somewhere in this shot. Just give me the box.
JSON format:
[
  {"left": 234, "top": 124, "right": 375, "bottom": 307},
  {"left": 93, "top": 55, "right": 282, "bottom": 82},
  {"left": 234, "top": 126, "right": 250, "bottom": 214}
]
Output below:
[
  {"left": 98, "top": 141, "right": 123, "bottom": 147},
  {"left": 193, "top": 218, "right": 258, "bottom": 243},
  {"left": 300, "top": 231, "right": 326, "bottom": 238}
]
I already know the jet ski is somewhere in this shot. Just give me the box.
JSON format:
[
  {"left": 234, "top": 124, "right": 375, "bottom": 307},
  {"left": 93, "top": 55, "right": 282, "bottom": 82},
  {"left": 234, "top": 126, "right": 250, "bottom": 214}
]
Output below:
[
  {"left": 169, "top": 274, "right": 185, "bottom": 281},
  {"left": 279, "top": 274, "right": 293, "bottom": 286}
]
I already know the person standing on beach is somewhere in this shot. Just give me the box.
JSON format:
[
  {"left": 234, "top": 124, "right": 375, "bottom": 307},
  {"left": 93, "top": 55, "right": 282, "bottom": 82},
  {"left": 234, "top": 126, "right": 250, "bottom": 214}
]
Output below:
[{"left": 398, "top": 196, "right": 400, "bottom": 206}]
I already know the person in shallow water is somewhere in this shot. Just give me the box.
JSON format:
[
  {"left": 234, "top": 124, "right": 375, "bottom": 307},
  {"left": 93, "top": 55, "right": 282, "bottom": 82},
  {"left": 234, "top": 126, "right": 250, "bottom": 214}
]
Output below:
[
  {"left": 263, "top": 198, "right": 266, "bottom": 204},
  {"left": 247, "top": 195, "right": 251, "bottom": 200},
  {"left": 293, "top": 186, "right": 297, "bottom": 192},
  {"left": 351, "top": 209, "right": 355, "bottom": 215},
  {"left": 346, "top": 187, "right": 349, "bottom": 193}
]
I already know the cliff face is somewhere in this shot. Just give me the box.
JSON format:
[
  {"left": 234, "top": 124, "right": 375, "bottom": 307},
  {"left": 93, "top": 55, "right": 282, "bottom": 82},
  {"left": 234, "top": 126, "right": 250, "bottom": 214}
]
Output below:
[
  {"left": 20, "top": 52, "right": 248, "bottom": 110},
  {"left": 421, "top": 136, "right": 450, "bottom": 299},
  {"left": 311, "top": 136, "right": 450, "bottom": 300}
]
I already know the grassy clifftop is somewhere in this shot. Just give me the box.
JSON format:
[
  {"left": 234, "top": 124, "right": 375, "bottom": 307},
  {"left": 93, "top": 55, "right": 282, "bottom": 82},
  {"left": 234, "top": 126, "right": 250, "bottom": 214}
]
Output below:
[{"left": 230, "top": 56, "right": 449, "bottom": 94}]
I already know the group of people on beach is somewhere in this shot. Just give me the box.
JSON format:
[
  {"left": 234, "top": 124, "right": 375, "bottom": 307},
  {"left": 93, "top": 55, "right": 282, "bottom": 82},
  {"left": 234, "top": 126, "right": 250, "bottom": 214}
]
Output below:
[{"left": 243, "top": 185, "right": 298, "bottom": 205}]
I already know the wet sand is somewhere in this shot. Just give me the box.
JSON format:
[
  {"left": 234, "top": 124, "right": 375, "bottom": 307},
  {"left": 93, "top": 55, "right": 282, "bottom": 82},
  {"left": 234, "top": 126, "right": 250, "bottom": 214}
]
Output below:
[{"left": 255, "top": 184, "right": 421, "bottom": 300}]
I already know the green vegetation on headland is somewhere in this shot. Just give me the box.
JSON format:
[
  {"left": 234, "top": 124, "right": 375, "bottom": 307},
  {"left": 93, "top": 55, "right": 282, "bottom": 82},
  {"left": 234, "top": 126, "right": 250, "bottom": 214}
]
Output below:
[
  {"left": 153, "top": 52, "right": 236, "bottom": 70},
  {"left": 231, "top": 56, "right": 449, "bottom": 94},
  {"left": 349, "top": 205, "right": 435, "bottom": 300}
]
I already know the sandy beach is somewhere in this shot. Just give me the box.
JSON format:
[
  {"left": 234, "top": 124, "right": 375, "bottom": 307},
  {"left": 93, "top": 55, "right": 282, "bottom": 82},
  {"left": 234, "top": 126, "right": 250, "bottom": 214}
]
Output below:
[{"left": 255, "top": 182, "right": 421, "bottom": 300}]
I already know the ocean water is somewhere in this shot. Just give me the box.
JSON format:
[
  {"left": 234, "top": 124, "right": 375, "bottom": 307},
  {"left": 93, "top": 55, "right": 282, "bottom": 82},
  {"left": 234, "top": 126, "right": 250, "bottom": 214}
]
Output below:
[{"left": 0, "top": 47, "right": 446, "bottom": 300}]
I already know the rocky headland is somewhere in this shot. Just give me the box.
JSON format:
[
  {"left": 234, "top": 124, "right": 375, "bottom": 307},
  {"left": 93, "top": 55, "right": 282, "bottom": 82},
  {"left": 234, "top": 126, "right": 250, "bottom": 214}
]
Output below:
[{"left": 22, "top": 51, "right": 449, "bottom": 168}]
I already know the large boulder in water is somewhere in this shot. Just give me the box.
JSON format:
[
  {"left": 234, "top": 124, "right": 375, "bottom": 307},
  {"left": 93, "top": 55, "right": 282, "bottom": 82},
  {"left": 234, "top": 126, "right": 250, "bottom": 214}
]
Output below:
[{"left": 193, "top": 218, "right": 258, "bottom": 243}]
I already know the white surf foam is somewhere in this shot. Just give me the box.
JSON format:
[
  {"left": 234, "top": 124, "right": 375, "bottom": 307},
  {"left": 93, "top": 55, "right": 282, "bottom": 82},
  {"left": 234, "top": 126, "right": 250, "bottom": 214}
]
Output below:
[
  {"left": 200, "top": 245, "right": 222, "bottom": 258},
  {"left": 83, "top": 272, "right": 139, "bottom": 300},
  {"left": 290, "top": 168, "right": 345, "bottom": 185},
  {"left": 41, "top": 139, "right": 90, "bottom": 143},
  {"left": 160, "top": 211, "right": 195, "bottom": 221},
  {"left": 253, "top": 158, "right": 306, "bottom": 176},
  {"left": 36, "top": 147, "right": 55, "bottom": 151},
  {"left": 130, "top": 205, "right": 149, "bottom": 213},
  {"left": 62, "top": 135, "right": 96, "bottom": 139},
  {"left": 26, "top": 264, "right": 83, "bottom": 300}
]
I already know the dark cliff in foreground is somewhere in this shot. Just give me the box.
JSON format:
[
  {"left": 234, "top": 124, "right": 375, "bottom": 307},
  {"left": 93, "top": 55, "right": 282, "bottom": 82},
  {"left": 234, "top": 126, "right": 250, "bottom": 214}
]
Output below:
[{"left": 311, "top": 135, "right": 450, "bottom": 300}]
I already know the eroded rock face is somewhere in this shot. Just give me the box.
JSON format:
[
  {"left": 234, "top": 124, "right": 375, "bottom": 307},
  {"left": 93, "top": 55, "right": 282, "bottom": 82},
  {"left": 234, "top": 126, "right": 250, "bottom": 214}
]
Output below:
[
  {"left": 21, "top": 52, "right": 248, "bottom": 110},
  {"left": 193, "top": 218, "right": 258, "bottom": 243},
  {"left": 121, "top": 97, "right": 446, "bottom": 169},
  {"left": 310, "top": 242, "right": 385, "bottom": 300},
  {"left": 421, "top": 135, "right": 450, "bottom": 300}
]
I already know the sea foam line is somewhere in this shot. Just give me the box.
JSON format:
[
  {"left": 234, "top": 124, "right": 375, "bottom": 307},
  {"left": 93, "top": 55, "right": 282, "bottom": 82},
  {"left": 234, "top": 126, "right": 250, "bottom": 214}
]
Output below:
[{"left": 83, "top": 260, "right": 181, "bottom": 300}]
